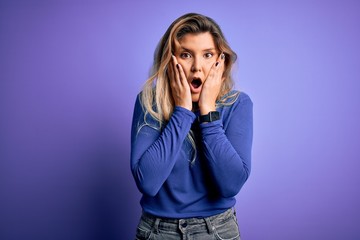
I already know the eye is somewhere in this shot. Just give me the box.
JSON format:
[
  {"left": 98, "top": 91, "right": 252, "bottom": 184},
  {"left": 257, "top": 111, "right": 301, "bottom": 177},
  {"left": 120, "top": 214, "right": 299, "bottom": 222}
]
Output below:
[
  {"left": 204, "top": 52, "right": 214, "bottom": 58},
  {"left": 180, "top": 52, "right": 192, "bottom": 59}
]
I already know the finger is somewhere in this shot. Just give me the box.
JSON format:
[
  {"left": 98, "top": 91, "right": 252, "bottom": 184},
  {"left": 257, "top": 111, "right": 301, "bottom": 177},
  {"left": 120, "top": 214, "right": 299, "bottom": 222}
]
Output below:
[
  {"left": 203, "top": 54, "right": 224, "bottom": 86},
  {"left": 168, "top": 59, "right": 177, "bottom": 91},
  {"left": 172, "top": 56, "right": 188, "bottom": 90},
  {"left": 172, "top": 55, "right": 181, "bottom": 85},
  {"left": 220, "top": 55, "right": 226, "bottom": 78},
  {"left": 167, "top": 57, "right": 174, "bottom": 79},
  {"left": 214, "top": 53, "right": 226, "bottom": 77},
  {"left": 220, "top": 52, "right": 225, "bottom": 61},
  {"left": 214, "top": 52, "right": 225, "bottom": 67},
  {"left": 176, "top": 63, "right": 188, "bottom": 88},
  {"left": 219, "top": 53, "right": 226, "bottom": 80}
]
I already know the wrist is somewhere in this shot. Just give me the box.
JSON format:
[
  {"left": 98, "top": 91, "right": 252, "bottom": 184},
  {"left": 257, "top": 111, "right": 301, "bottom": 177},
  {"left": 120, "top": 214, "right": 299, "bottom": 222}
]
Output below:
[
  {"left": 175, "top": 102, "right": 192, "bottom": 111},
  {"left": 199, "top": 105, "right": 216, "bottom": 115}
]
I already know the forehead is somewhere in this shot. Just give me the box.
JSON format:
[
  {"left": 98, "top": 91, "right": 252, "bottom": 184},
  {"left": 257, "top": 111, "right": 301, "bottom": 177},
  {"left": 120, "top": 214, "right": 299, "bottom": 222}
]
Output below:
[{"left": 177, "top": 32, "right": 216, "bottom": 50}]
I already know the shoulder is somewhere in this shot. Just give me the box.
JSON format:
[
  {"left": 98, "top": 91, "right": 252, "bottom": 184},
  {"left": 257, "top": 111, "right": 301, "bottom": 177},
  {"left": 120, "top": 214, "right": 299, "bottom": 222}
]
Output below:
[
  {"left": 237, "top": 91, "right": 253, "bottom": 107},
  {"left": 134, "top": 91, "right": 153, "bottom": 113},
  {"left": 218, "top": 91, "right": 253, "bottom": 129},
  {"left": 133, "top": 91, "right": 161, "bottom": 130},
  {"left": 133, "top": 92, "right": 144, "bottom": 113}
]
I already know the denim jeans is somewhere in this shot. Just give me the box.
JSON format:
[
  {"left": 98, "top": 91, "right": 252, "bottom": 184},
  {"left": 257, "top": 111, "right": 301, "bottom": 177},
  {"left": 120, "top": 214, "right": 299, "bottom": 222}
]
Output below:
[{"left": 135, "top": 208, "right": 240, "bottom": 240}]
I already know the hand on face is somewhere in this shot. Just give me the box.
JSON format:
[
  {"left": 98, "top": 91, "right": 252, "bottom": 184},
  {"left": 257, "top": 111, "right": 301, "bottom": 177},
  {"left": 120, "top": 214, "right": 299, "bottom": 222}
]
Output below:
[
  {"left": 168, "top": 55, "right": 192, "bottom": 111},
  {"left": 169, "top": 53, "right": 225, "bottom": 113},
  {"left": 198, "top": 53, "right": 225, "bottom": 115}
]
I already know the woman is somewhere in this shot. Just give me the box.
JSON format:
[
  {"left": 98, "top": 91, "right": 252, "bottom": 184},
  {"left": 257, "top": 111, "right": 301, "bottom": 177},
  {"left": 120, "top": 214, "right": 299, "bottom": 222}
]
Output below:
[{"left": 131, "top": 13, "right": 253, "bottom": 240}]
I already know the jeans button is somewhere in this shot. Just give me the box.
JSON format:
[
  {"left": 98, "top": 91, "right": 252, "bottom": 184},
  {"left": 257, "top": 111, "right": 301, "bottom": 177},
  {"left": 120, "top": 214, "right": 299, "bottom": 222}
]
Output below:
[{"left": 181, "top": 222, "right": 187, "bottom": 228}]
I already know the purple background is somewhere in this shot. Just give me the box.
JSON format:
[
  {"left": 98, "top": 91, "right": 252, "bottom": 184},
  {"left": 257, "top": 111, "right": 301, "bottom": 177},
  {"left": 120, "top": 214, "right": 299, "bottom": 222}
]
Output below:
[{"left": 1, "top": 0, "right": 360, "bottom": 239}]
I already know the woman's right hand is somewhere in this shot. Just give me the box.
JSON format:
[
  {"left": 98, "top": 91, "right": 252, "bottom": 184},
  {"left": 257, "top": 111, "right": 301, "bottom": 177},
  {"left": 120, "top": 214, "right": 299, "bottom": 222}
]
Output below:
[{"left": 168, "top": 55, "right": 192, "bottom": 111}]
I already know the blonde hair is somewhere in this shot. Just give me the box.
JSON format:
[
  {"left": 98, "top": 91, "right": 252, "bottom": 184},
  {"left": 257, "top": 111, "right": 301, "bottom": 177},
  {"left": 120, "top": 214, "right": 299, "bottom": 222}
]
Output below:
[{"left": 141, "top": 13, "right": 238, "bottom": 126}]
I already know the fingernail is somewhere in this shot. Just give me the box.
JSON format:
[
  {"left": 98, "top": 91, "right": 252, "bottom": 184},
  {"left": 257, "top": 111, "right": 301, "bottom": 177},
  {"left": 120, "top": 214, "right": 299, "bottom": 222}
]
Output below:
[
  {"left": 215, "top": 62, "right": 219, "bottom": 67},
  {"left": 176, "top": 64, "right": 180, "bottom": 69},
  {"left": 221, "top": 53, "right": 225, "bottom": 60}
]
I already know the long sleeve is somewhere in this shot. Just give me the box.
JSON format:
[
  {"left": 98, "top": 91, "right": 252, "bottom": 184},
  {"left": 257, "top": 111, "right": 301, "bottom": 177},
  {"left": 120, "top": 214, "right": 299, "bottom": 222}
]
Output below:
[
  {"left": 130, "top": 96, "right": 196, "bottom": 197},
  {"left": 200, "top": 94, "right": 253, "bottom": 198}
]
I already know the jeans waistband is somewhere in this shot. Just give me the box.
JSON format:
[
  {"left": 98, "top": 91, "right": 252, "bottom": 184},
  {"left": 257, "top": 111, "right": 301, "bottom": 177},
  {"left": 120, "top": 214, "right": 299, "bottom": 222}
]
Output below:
[{"left": 141, "top": 208, "right": 235, "bottom": 227}]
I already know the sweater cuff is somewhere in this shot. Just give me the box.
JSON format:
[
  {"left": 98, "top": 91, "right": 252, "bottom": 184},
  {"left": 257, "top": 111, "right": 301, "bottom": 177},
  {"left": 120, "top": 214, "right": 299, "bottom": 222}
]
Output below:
[
  {"left": 174, "top": 106, "right": 197, "bottom": 121},
  {"left": 199, "top": 120, "right": 224, "bottom": 136}
]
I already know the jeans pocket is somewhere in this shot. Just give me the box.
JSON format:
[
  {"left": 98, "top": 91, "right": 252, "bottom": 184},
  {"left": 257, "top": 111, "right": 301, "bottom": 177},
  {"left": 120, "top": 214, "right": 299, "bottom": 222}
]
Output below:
[
  {"left": 213, "top": 215, "right": 240, "bottom": 240},
  {"left": 135, "top": 219, "right": 153, "bottom": 240}
]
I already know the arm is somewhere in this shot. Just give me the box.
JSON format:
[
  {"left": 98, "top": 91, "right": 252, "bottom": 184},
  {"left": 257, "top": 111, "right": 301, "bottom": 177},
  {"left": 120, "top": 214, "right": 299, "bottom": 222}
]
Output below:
[
  {"left": 200, "top": 95, "right": 253, "bottom": 198},
  {"left": 130, "top": 96, "right": 196, "bottom": 197}
]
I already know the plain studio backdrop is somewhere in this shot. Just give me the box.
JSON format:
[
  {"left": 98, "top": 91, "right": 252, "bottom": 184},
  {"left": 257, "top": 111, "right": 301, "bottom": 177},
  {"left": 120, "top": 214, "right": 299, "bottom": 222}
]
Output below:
[{"left": 1, "top": 0, "right": 359, "bottom": 239}]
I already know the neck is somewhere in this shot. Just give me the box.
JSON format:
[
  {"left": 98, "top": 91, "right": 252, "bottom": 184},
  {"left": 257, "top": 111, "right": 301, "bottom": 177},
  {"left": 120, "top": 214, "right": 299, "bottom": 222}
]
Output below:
[{"left": 192, "top": 102, "right": 199, "bottom": 112}]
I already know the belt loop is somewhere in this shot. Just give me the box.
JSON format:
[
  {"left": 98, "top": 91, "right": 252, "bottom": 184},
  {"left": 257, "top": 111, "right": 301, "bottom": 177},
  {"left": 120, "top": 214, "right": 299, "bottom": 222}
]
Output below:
[
  {"left": 153, "top": 218, "right": 160, "bottom": 234},
  {"left": 204, "top": 217, "right": 215, "bottom": 234}
]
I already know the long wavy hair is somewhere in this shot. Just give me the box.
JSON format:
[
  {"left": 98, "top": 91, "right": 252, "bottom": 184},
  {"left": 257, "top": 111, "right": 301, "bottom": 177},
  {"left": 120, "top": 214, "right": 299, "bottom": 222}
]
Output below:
[{"left": 141, "top": 13, "right": 238, "bottom": 126}]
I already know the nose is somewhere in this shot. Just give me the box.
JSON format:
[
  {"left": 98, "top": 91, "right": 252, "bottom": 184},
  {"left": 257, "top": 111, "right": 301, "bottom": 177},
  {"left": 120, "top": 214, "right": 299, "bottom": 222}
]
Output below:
[{"left": 191, "top": 57, "right": 202, "bottom": 72}]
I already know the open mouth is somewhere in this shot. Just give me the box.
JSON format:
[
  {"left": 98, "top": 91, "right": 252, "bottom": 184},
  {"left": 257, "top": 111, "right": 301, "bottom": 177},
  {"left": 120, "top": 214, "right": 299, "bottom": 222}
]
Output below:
[{"left": 191, "top": 78, "right": 202, "bottom": 89}]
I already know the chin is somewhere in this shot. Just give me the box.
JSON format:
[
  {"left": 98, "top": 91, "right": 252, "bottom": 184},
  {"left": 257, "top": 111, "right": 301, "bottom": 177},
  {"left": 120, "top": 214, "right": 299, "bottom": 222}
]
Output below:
[{"left": 191, "top": 94, "right": 200, "bottom": 103}]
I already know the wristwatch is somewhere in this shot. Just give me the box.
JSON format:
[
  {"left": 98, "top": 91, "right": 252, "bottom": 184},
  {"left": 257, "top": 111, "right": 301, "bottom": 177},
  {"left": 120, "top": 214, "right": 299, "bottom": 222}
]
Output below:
[{"left": 198, "top": 111, "right": 220, "bottom": 123}]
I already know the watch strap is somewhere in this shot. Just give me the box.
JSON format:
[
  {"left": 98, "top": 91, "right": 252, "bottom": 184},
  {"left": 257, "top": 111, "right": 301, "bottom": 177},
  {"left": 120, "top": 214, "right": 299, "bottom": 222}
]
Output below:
[{"left": 198, "top": 111, "right": 220, "bottom": 123}]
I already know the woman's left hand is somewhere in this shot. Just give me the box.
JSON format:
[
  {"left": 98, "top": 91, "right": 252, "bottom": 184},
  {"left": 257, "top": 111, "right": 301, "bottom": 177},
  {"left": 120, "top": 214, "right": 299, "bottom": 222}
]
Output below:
[{"left": 198, "top": 53, "right": 225, "bottom": 115}]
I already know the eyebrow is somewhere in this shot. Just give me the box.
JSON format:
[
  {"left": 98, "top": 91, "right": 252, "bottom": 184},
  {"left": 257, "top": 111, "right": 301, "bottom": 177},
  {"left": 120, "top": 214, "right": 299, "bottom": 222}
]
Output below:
[{"left": 179, "top": 47, "right": 216, "bottom": 52}]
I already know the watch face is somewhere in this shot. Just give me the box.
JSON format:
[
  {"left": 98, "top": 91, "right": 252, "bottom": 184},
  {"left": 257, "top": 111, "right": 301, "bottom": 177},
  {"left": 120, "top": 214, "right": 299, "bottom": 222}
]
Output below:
[
  {"left": 210, "top": 111, "right": 220, "bottom": 121},
  {"left": 199, "top": 111, "right": 220, "bottom": 123}
]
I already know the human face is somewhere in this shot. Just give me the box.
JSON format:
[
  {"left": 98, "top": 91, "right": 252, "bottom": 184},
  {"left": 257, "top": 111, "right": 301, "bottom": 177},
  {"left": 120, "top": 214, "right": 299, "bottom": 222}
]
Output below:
[{"left": 174, "top": 32, "right": 219, "bottom": 102}]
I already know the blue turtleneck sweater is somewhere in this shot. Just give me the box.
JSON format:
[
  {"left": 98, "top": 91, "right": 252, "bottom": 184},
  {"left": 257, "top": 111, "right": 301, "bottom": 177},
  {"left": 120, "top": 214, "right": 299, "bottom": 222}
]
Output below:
[{"left": 130, "top": 90, "right": 253, "bottom": 218}]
